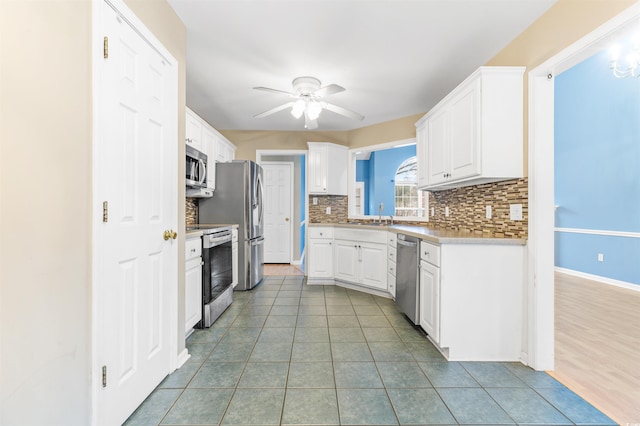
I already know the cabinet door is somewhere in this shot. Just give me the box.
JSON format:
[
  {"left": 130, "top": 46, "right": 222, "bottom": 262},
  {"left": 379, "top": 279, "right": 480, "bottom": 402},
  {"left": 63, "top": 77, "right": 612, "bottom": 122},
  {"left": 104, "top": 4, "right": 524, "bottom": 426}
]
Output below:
[
  {"left": 449, "top": 80, "right": 480, "bottom": 180},
  {"left": 308, "top": 145, "right": 327, "bottom": 194},
  {"left": 232, "top": 243, "right": 238, "bottom": 288},
  {"left": 308, "top": 239, "right": 333, "bottom": 278},
  {"left": 426, "top": 108, "right": 449, "bottom": 186},
  {"left": 333, "top": 240, "right": 357, "bottom": 282},
  {"left": 416, "top": 125, "right": 428, "bottom": 188},
  {"left": 185, "top": 258, "right": 202, "bottom": 333},
  {"left": 185, "top": 111, "right": 202, "bottom": 150},
  {"left": 202, "top": 127, "right": 216, "bottom": 190},
  {"left": 359, "top": 242, "right": 387, "bottom": 290},
  {"left": 419, "top": 260, "right": 440, "bottom": 344}
]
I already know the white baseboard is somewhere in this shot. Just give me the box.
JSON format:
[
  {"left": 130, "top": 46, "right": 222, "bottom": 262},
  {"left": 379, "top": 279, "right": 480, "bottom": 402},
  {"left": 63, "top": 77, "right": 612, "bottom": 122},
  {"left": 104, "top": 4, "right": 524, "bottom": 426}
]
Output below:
[
  {"left": 176, "top": 348, "right": 191, "bottom": 369},
  {"left": 555, "top": 267, "right": 639, "bottom": 292}
]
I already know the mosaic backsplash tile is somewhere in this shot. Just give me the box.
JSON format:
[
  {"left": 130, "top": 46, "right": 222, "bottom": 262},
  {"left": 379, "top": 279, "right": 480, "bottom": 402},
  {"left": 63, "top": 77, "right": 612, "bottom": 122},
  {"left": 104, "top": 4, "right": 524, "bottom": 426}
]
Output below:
[
  {"left": 186, "top": 198, "right": 198, "bottom": 226},
  {"left": 307, "top": 179, "right": 528, "bottom": 238}
]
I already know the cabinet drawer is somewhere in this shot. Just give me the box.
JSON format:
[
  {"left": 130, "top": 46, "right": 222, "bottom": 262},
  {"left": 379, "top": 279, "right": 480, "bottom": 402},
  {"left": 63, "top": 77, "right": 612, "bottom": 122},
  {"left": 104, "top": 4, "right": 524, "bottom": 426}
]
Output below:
[
  {"left": 388, "top": 246, "right": 397, "bottom": 264},
  {"left": 387, "top": 261, "right": 396, "bottom": 277},
  {"left": 420, "top": 241, "right": 441, "bottom": 267},
  {"left": 186, "top": 256, "right": 203, "bottom": 271},
  {"left": 388, "top": 232, "right": 397, "bottom": 247},
  {"left": 186, "top": 237, "right": 202, "bottom": 260},
  {"left": 309, "top": 227, "right": 334, "bottom": 239}
]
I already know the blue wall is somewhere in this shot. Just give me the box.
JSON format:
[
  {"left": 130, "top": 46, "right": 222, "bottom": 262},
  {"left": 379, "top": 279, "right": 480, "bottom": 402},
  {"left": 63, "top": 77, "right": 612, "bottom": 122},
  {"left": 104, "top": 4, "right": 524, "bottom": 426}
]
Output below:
[
  {"left": 554, "top": 47, "right": 640, "bottom": 285},
  {"left": 356, "top": 159, "right": 370, "bottom": 214},
  {"left": 356, "top": 145, "right": 416, "bottom": 217}
]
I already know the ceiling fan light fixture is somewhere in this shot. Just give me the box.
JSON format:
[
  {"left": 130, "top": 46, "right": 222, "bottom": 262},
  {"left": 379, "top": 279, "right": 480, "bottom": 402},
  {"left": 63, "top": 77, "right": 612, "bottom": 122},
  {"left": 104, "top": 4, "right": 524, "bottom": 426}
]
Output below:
[
  {"left": 307, "top": 101, "right": 322, "bottom": 120},
  {"left": 291, "top": 100, "right": 305, "bottom": 119}
]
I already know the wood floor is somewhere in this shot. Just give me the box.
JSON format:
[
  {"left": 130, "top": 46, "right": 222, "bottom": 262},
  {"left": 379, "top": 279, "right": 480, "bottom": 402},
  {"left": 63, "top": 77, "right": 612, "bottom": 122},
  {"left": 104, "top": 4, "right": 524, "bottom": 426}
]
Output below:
[
  {"left": 549, "top": 272, "right": 640, "bottom": 425},
  {"left": 264, "top": 263, "right": 304, "bottom": 276}
]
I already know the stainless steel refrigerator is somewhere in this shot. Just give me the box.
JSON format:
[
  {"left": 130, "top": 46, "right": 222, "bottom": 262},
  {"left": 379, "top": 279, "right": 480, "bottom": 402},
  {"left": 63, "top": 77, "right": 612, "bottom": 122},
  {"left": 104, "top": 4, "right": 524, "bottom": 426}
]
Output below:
[{"left": 199, "top": 160, "right": 264, "bottom": 290}]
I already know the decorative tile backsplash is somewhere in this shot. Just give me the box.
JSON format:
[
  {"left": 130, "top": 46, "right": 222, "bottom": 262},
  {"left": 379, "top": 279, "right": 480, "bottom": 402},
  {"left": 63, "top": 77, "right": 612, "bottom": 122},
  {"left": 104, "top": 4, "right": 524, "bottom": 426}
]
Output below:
[
  {"left": 307, "top": 178, "right": 528, "bottom": 238},
  {"left": 428, "top": 178, "right": 528, "bottom": 238},
  {"left": 186, "top": 198, "right": 198, "bottom": 226},
  {"left": 308, "top": 195, "right": 348, "bottom": 223}
]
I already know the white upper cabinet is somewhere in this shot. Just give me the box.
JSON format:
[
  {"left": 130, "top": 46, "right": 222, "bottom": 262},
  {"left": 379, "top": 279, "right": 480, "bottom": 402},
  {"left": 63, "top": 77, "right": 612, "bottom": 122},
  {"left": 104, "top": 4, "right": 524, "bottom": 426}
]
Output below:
[
  {"left": 415, "top": 66, "right": 525, "bottom": 190},
  {"left": 185, "top": 109, "right": 203, "bottom": 151},
  {"left": 186, "top": 107, "right": 236, "bottom": 165},
  {"left": 201, "top": 126, "right": 217, "bottom": 190},
  {"left": 307, "top": 142, "right": 348, "bottom": 195},
  {"left": 215, "top": 138, "right": 236, "bottom": 163}
]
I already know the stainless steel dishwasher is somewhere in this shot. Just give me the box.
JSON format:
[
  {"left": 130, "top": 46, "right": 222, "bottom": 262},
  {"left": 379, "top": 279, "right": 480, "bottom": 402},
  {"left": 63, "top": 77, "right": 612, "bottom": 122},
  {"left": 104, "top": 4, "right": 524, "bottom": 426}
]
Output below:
[{"left": 396, "top": 233, "right": 420, "bottom": 324}]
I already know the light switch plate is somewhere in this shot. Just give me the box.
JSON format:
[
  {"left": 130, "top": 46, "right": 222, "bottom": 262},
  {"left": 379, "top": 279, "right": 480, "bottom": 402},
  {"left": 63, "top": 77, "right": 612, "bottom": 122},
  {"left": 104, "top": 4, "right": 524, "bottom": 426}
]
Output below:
[
  {"left": 510, "top": 204, "right": 523, "bottom": 221},
  {"left": 326, "top": 206, "right": 331, "bottom": 215},
  {"left": 486, "top": 205, "right": 492, "bottom": 219},
  {"left": 313, "top": 197, "right": 318, "bottom": 205},
  {"left": 445, "top": 206, "right": 450, "bottom": 217}
]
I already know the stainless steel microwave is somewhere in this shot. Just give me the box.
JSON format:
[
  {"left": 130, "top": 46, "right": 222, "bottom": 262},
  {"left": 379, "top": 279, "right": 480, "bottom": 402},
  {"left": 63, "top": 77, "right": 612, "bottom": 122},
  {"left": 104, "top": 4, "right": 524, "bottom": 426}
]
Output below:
[{"left": 186, "top": 145, "right": 207, "bottom": 188}]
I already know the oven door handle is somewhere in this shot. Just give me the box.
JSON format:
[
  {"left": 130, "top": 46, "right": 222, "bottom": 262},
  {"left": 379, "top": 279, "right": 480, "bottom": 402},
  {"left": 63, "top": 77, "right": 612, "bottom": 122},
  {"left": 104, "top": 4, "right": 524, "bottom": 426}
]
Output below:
[{"left": 207, "top": 235, "right": 232, "bottom": 247}]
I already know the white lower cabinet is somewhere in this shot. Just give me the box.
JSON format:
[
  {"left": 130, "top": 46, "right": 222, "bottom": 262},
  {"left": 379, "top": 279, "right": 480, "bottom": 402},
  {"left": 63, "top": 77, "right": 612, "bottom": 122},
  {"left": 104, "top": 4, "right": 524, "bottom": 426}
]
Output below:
[
  {"left": 307, "top": 227, "right": 334, "bottom": 280},
  {"left": 387, "top": 232, "right": 397, "bottom": 297},
  {"left": 185, "top": 236, "right": 203, "bottom": 334},
  {"left": 419, "top": 241, "right": 524, "bottom": 361},
  {"left": 419, "top": 259, "right": 440, "bottom": 344},
  {"left": 333, "top": 231, "right": 387, "bottom": 292}
]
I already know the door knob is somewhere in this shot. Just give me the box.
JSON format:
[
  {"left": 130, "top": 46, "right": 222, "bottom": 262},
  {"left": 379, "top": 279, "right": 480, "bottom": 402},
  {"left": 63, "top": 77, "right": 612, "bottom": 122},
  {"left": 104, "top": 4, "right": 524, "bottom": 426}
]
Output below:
[
  {"left": 163, "top": 230, "right": 178, "bottom": 240},
  {"left": 285, "top": 217, "right": 290, "bottom": 221}
]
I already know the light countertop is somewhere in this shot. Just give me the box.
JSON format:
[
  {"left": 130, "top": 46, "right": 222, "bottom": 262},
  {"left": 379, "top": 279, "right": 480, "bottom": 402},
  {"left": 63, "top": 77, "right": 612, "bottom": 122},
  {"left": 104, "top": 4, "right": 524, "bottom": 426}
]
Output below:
[{"left": 309, "top": 222, "right": 526, "bottom": 245}]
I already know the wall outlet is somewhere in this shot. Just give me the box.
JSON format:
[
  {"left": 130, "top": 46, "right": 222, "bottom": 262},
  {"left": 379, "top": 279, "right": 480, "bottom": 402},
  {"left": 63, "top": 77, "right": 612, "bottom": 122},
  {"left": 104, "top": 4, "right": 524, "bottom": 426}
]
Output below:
[
  {"left": 325, "top": 206, "right": 331, "bottom": 215},
  {"left": 597, "top": 253, "right": 604, "bottom": 262},
  {"left": 445, "top": 206, "right": 450, "bottom": 217},
  {"left": 486, "top": 205, "right": 492, "bottom": 219},
  {"left": 431, "top": 207, "right": 435, "bottom": 217},
  {"left": 510, "top": 204, "right": 523, "bottom": 221},
  {"left": 313, "top": 197, "right": 318, "bottom": 205}
]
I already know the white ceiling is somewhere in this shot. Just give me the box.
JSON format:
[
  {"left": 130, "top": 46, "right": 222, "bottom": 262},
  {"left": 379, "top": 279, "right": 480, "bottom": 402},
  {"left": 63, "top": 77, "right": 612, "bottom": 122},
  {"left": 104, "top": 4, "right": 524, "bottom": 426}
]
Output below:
[{"left": 167, "top": 0, "right": 557, "bottom": 131}]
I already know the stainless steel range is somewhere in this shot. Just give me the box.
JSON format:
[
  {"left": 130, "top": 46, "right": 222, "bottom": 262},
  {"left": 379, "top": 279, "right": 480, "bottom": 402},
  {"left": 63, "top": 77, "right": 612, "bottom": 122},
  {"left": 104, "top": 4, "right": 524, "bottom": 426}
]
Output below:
[{"left": 187, "top": 225, "right": 233, "bottom": 328}]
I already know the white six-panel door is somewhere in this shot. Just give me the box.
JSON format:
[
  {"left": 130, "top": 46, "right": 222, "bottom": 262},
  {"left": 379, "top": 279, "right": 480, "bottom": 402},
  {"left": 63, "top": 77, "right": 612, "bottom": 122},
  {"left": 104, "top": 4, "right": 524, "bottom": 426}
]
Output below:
[
  {"left": 262, "top": 162, "right": 293, "bottom": 263},
  {"left": 94, "top": 1, "right": 177, "bottom": 424}
]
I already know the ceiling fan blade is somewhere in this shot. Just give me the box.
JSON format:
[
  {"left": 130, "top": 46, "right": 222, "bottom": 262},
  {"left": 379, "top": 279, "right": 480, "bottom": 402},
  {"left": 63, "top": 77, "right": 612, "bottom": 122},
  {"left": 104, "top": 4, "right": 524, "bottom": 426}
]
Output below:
[
  {"left": 314, "top": 84, "right": 345, "bottom": 98},
  {"left": 253, "top": 86, "right": 297, "bottom": 97},
  {"left": 320, "top": 102, "right": 364, "bottom": 121},
  {"left": 253, "top": 101, "right": 295, "bottom": 118}
]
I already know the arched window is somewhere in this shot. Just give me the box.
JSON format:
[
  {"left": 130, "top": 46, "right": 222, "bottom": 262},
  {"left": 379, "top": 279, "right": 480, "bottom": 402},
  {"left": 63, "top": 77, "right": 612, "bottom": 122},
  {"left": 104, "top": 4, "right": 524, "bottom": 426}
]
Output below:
[{"left": 394, "top": 156, "right": 428, "bottom": 217}]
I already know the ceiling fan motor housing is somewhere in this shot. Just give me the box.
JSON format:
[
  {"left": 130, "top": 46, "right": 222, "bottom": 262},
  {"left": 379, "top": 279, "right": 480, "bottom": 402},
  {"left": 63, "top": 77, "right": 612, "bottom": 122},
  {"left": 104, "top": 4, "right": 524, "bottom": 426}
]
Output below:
[{"left": 292, "top": 76, "right": 321, "bottom": 96}]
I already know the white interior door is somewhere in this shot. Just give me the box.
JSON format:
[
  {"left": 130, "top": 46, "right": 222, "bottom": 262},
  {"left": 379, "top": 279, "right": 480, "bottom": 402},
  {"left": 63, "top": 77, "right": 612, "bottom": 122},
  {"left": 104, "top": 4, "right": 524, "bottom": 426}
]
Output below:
[
  {"left": 94, "top": 1, "right": 177, "bottom": 424},
  {"left": 263, "top": 162, "right": 293, "bottom": 263}
]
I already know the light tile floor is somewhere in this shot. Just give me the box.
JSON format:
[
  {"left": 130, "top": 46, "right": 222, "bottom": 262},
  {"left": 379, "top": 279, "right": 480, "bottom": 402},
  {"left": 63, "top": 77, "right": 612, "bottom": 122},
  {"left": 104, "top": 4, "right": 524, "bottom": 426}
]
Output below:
[{"left": 125, "top": 276, "right": 616, "bottom": 426}]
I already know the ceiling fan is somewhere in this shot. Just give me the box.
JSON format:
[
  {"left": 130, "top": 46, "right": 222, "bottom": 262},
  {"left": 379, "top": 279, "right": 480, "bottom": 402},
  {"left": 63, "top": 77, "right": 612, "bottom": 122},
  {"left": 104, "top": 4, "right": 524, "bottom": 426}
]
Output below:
[{"left": 253, "top": 76, "right": 364, "bottom": 129}]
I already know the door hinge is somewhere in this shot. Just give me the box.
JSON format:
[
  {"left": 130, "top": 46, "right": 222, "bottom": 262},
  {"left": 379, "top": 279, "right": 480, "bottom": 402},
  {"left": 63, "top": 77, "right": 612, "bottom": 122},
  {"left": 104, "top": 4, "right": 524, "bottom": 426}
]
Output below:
[
  {"left": 103, "top": 36, "right": 109, "bottom": 59},
  {"left": 102, "top": 201, "right": 108, "bottom": 223},
  {"left": 102, "top": 365, "right": 107, "bottom": 387}
]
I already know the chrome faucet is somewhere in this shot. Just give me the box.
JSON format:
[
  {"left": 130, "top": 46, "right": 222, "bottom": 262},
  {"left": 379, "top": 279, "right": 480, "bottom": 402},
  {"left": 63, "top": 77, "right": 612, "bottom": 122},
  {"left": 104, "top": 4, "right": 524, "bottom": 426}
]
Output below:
[
  {"left": 389, "top": 215, "right": 394, "bottom": 225},
  {"left": 378, "top": 203, "right": 384, "bottom": 224}
]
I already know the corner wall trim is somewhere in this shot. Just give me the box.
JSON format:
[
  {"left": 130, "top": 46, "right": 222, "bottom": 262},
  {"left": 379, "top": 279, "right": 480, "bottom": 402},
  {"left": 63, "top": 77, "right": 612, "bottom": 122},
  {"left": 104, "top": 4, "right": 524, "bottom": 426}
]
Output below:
[{"left": 555, "top": 267, "right": 639, "bottom": 292}]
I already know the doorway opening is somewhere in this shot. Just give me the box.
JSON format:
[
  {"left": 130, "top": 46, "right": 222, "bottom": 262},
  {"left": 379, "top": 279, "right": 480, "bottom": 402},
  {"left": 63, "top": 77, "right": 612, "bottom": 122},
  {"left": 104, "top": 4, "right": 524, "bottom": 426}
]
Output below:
[
  {"left": 257, "top": 150, "right": 307, "bottom": 273},
  {"left": 528, "top": 3, "right": 639, "bottom": 422}
]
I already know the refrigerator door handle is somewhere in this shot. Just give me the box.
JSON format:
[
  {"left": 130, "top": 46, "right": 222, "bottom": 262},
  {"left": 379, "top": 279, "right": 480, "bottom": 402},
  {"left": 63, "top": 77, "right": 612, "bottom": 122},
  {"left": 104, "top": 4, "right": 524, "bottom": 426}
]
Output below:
[{"left": 250, "top": 236, "right": 265, "bottom": 246}]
